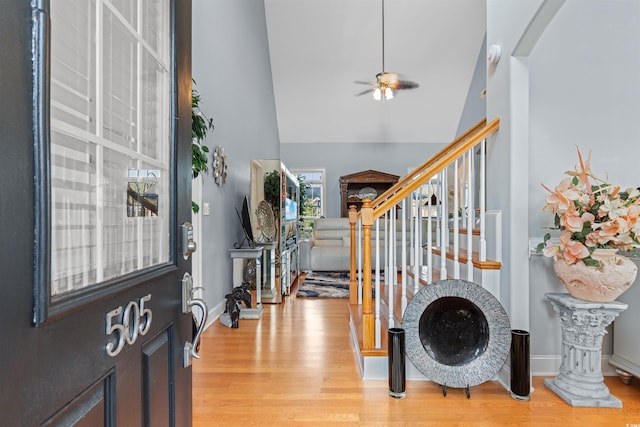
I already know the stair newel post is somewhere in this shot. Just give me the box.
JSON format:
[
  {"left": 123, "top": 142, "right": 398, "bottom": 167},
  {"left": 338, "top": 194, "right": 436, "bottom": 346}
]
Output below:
[
  {"left": 349, "top": 205, "right": 358, "bottom": 304},
  {"left": 361, "top": 199, "right": 375, "bottom": 350}
]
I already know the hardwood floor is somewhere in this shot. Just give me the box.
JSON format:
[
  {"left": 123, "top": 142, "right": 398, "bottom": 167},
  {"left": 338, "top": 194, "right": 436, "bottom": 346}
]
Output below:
[{"left": 193, "top": 292, "right": 640, "bottom": 426}]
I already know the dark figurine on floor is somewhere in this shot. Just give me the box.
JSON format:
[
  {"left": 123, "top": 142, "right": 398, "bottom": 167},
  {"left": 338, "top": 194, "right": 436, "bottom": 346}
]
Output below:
[
  {"left": 233, "top": 281, "right": 252, "bottom": 309},
  {"left": 224, "top": 293, "right": 241, "bottom": 328}
]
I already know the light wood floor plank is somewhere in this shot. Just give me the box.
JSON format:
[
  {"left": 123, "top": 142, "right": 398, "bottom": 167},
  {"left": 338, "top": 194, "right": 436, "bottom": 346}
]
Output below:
[{"left": 193, "top": 295, "right": 640, "bottom": 426}]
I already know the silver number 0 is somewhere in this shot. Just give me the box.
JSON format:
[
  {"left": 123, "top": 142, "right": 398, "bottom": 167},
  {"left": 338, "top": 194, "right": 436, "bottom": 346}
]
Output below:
[{"left": 105, "top": 294, "right": 153, "bottom": 357}]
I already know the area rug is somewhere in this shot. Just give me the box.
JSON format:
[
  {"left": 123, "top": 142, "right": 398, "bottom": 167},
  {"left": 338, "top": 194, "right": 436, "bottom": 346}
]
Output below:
[
  {"left": 296, "top": 272, "right": 381, "bottom": 298},
  {"left": 296, "top": 272, "right": 350, "bottom": 298}
]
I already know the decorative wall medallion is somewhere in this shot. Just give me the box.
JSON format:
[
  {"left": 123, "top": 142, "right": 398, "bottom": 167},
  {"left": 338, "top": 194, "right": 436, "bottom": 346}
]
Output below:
[{"left": 213, "top": 146, "right": 227, "bottom": 186}]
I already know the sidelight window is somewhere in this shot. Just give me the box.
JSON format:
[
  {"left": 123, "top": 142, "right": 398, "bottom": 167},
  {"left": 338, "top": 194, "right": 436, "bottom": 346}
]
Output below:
[{"left": 49, "top": 0, "right": 171, "bottom": 296}]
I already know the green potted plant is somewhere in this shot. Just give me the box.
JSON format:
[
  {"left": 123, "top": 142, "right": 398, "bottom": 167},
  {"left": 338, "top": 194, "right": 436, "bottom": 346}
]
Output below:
[
  {"left": 192, "top": 79, "right": 214, "bottom": 213},
  {"left": 264, "top": 169, "right": 280, "bottom": 212}
]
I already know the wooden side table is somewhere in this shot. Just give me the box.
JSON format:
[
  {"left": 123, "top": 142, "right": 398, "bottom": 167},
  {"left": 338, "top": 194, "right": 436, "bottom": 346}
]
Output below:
[
  {"left": 544, "top": 292, "right": 627, "bottom": 407},
  {"left": 229, "top": 247, "right": 263, "bottom": 319}
]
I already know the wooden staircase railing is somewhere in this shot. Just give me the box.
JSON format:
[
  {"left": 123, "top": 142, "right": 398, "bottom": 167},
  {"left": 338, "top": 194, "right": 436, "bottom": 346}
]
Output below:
[{"left": 349, "top": 117, "right": 500, "bottom": 351}]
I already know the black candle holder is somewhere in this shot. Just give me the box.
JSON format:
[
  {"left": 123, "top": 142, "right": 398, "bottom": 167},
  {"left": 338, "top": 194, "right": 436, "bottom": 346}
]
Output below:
[
  {"left": 388, "top": 328, "right": 406, "bottom": 398},
  {"left": 510, "top": 329, "right": 530, "bottom": 401}
]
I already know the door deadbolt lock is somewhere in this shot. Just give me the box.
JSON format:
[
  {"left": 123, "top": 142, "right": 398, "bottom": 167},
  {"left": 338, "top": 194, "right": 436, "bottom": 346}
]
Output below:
[{"left": 181, "top": 222, "right": 197, "bottom": 259}]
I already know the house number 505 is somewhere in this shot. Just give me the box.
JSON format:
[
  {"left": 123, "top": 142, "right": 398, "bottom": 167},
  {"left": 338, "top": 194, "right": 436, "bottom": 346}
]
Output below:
[{"left": 105, "top": 294, "right": 153, "bottom": 357}]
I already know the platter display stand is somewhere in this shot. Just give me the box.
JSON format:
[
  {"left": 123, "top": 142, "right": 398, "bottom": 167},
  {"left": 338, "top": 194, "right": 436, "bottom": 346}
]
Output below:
[
  {"left": 230, "top": 247, "right": 263, "bottom": 319},
  {"left": 544, "top": 293, "right": 627, "bottom": 408}
]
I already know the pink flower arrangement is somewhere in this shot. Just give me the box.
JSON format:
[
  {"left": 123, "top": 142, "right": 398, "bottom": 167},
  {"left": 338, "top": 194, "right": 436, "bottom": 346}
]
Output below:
[{"left": 537, "top": 147, "right": 640, "bottom": 266}]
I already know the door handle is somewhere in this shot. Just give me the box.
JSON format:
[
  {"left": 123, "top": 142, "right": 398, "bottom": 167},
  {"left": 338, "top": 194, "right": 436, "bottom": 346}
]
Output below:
[
  {"left": 185, "top": 299, "right": 208, "bottom": 363},
  {"left": 182, "top": 272, "right": 209, "bottom": 367}
]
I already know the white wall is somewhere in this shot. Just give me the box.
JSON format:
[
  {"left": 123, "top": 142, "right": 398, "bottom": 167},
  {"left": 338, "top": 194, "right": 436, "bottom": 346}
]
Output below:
[
  {"left": 192, "top": 0, "right": 280, "bottom": 313},
  {"left": 488, "top": 0, "right": 640, "bottom": 374}
]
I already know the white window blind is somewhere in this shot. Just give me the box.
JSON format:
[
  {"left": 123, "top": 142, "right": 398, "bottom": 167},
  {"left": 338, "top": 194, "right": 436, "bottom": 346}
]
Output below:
[{"left": 50, "top": 0, "right": 171, "bottom": 296}]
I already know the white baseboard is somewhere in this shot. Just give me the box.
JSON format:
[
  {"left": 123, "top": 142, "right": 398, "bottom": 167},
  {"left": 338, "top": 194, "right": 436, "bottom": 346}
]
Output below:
[{"left": 202, "top": 299, "right": 226, "bottom": 331}]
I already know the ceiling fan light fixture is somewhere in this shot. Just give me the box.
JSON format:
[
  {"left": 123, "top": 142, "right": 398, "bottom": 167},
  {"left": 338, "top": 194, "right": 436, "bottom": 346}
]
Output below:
[{"left": 355, "top": 0, "right": 418, "bottom": 99}]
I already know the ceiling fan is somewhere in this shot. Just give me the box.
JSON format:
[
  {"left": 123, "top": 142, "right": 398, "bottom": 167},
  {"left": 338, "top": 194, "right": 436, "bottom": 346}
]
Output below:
[{"left": 355, "top": 0, "right": 419, "bottom": 100}]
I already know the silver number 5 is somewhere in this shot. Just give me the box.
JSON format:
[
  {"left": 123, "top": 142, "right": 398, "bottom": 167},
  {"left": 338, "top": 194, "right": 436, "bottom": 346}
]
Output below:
[{"left": 105, "top": 294, "right": 152, "bottom": 357}]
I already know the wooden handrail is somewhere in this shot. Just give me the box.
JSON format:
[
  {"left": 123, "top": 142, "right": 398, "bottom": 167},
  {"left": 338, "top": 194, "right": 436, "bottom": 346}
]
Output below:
[
  {"left": 371, "top": 117, "right": 499, "bottom": 220},
  {"left": 370, "top": 118, "right": 488, "bottom": 211}
]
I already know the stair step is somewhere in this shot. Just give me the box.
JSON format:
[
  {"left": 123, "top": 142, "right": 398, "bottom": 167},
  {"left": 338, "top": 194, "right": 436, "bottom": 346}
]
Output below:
[
  {"left": 450, "top": 227, "right": 480, "bottom": 236},
  {"left": 400, "top": 265, "right": 452, "bottom": 285},
  {"left": 348, "top": 302, "right": 388, "bottom": 357},
  {"left": 429, "top": 247, "right": 501, "bottom": 270}
]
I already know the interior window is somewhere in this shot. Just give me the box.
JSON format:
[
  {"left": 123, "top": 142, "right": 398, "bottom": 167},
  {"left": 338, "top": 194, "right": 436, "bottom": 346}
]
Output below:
[{"left": 293, "top": 169, "right": 325, "bottom": 238}]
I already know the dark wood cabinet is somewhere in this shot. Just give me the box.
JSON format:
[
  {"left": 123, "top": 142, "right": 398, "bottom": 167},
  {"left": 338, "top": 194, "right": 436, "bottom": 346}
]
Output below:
[{"left": 339, "top": 169, "right": 400, "bottom": 217}]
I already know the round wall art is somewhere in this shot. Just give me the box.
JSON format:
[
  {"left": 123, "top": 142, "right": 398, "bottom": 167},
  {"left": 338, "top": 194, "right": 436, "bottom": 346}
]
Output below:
[{"left": 213, "top": 146, "right": 227, "bottom": 186}]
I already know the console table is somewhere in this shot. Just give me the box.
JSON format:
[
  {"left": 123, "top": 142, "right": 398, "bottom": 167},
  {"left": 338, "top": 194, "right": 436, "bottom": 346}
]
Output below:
[
  {"left": 261, "top": 242, "right": 277, "bottom": 301},
  {"left": 544, "top": 293, "right": 627, "bottom": 408},
  {"left": 230, "top": 247, "right": 263, "bottom": 319}
]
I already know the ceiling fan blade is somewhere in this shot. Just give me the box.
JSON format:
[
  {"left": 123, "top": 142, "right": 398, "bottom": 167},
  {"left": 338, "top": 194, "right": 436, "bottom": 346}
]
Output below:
[
  {"left": 354, "top": 88, "right": 375, "bottom": 97},
  {"left": 394, "top": 80, "right": 419, "bottom": 90},
  {"left": 354, "top": 80, "right": 375, "bottom": 85}
]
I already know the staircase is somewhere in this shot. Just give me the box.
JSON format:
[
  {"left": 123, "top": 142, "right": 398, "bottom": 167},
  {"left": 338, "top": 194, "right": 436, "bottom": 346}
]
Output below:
[{"left": 347, "top": 118, "right": 502, "bottom": 379}]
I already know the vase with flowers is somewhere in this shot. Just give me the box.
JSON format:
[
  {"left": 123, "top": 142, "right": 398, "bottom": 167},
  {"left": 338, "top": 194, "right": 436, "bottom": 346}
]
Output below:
[{"left": 537, "top": 147, "right": 639, "bottom": 302}]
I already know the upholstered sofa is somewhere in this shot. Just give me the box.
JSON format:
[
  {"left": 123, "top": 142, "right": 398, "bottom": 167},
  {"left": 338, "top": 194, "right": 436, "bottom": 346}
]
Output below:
[{"left": 299, "top": 217, "right": 433, "bottom": 272}]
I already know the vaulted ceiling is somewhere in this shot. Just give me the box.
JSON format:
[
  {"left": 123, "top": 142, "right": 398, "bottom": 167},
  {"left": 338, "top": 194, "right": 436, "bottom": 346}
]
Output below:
[{"left": 264, "top": 0, "right": 486, "bottom": 144}]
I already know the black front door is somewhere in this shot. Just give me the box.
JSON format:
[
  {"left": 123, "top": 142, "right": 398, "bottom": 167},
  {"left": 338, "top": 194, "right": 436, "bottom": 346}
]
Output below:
[{"left": 0, "top": 1, "right": 196, "bottom": 425}]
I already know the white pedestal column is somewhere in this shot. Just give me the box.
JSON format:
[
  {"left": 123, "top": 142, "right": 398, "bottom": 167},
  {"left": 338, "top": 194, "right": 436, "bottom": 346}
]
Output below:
[
  {"left": 229, "top": 247, "right": 263, "bottom": 319},
  {"left": 544, "top": 292, "right": 627, "bottom": 408}
]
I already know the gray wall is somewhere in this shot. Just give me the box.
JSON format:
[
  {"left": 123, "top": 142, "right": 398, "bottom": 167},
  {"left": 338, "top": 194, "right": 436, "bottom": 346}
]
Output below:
[
  {"left": 193, "top": 0, "right": 280, "bottom": 311},
  {"left": 528, "top": 0, "right": 640, "bottom": 369},
  {"left": 456, "top": 36, "right": 488, "bottom": 137},
  {"left": 281, "top": 143, "right": 446, "bottom": 218},
  {"left": 488, "top": 0, "right": 640, "bottom": 374}
]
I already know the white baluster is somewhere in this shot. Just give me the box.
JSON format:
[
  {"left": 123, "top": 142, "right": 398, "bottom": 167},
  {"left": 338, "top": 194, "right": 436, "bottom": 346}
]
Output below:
[
  {"left": 387, "top": 210, "right": 394, "bottom": 328},
  {"left": 357, "top": 218, "right": 362, "bottom": 304},
  {"left": 479, "top": 138, "right": 487, "bottom": 261},
  {"left": 439, "top": 170, "right": 448, "bottom": 280},
  {"left": 375, "top": 218, "right": 381, "bottom": 348},
  {"left": 401, "top": 198, "right": 407, "bottom": 314},
  {"left": 467, "top": 148, "right": 474, "bottom": 281},
  {"left": 409, "top": 192, "right": 415, "bottom": 267},
  {"left": 414, "top": 190, "right": 421, "bottom": 291},
  {"left": 392, "top": 205, "right": 397, "bottom": 286},
  {"left": 453, "top": 159, "right": 460, "bottom": 279},
  {"left": 426, "top": 181, "right": 433, "bottom": 284}
]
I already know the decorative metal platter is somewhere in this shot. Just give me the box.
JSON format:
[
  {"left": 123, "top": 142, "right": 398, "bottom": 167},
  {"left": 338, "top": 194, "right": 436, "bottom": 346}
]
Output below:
[
  {"left": 256, "top": 200, "right": 275, "bottom": 241},
  {"left": 403, "top": 279, "right": 511, "bottom": 389}
]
